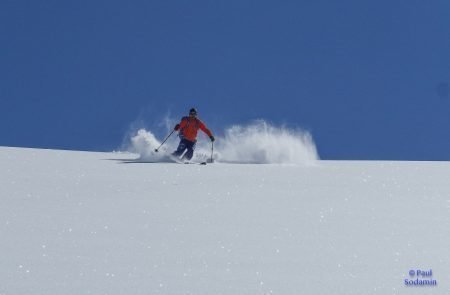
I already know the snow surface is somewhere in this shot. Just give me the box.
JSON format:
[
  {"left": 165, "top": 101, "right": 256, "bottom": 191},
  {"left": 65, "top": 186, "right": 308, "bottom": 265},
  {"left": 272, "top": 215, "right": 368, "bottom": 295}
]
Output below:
[{"left": 1, "top": 146, "right": 449, "bottom": 294}]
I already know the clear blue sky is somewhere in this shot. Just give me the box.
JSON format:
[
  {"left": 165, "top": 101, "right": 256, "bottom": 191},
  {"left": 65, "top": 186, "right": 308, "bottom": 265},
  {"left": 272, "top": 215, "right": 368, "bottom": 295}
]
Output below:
[{"left": 1, "top": 0, "right": 450, "bottom": 160}]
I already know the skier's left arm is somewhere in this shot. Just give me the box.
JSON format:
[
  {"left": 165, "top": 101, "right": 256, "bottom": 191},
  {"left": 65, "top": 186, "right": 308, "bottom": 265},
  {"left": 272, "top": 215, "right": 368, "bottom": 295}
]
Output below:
[{"left": 199, "top": 121, "right": 215, "bottom": 142}]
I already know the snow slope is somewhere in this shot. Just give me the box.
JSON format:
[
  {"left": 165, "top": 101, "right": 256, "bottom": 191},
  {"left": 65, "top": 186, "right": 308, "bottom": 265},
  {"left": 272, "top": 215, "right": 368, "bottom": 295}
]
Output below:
[{"left": 1, "top": 147, "right": 449, "bottom": 294}]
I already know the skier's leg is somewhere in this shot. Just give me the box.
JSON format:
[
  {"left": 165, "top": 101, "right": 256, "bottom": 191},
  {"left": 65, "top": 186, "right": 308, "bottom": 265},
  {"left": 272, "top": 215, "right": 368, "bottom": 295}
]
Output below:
[
  {"left": 172, "top": 139, "right": 187, "bottom": 157},
  {"left": 183, "top": 140, "right": 196, "bottom": 161}
]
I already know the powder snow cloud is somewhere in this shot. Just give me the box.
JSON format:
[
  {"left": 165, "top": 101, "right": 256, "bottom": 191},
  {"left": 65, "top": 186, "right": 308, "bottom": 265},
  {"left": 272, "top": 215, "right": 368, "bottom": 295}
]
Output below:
[{"left": 128, "top": 120, "right": 319, "bottom": 164}]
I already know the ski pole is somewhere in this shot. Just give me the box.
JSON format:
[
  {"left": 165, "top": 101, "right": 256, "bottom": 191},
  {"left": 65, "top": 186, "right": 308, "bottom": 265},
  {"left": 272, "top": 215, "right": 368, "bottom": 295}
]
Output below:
[
  {"left": 154, "top": 130, "right": 175, "bottom": 152},
  {"left": 210, "top": 141, "right": 214, "bottom": 163}
]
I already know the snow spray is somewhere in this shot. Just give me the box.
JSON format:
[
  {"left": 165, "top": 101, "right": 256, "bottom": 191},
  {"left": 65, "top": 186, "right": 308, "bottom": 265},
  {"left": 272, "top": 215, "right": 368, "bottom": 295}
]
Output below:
[{"left": 128, "top": 120, "right": 319, "bottom": 164}]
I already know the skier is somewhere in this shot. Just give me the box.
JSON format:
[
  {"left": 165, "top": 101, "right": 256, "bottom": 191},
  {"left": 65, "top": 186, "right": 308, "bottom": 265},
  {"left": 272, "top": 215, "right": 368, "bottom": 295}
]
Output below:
[{"left": 172, "top": 108, "right": 215, "bottom": 161}]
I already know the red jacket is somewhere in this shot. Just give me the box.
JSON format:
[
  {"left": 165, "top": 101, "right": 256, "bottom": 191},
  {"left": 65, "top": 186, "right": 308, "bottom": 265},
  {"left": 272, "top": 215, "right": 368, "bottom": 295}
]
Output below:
[{"left": 175, "top": 117, "right": 212, "bottom": 142}]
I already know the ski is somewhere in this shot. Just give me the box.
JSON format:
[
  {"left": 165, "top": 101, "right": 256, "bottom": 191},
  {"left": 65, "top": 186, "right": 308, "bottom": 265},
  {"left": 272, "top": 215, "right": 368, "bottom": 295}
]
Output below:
[
  {"left": 183, "top": 161, "right": 207, "bottom": 165},
  {"left": 167, "top": 154, "right": 209, "bottom": 165}
]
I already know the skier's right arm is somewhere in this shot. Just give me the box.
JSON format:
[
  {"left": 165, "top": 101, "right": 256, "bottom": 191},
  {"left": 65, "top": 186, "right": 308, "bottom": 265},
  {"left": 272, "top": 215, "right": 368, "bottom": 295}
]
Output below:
[{"left": 174, "top": 118, "right": 187, "bottom": 131}]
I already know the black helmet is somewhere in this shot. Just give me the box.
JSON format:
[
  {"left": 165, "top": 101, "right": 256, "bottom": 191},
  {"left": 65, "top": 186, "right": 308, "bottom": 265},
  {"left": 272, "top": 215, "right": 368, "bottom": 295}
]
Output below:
[{"left": 189, "top": 108, "right": 197, "bottom": 115}]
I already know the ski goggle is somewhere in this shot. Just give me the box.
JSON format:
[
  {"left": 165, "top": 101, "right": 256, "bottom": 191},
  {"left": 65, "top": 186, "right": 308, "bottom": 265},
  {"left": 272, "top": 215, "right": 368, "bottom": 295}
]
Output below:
[{"left": 189, "top": 111, "right": 197, "bottom": 116}]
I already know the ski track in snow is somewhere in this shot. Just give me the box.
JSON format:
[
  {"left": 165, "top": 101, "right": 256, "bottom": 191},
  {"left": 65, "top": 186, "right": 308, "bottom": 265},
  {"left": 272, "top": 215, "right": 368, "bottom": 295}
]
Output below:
[{"left": 1, "top": 147, "right": 450, "bottom": 294}]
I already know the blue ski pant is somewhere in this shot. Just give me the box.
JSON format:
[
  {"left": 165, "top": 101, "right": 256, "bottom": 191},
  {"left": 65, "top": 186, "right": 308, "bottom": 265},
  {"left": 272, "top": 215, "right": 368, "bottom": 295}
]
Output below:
[{"left": 173, "top": 138, "right": 196, "bottom": 160}]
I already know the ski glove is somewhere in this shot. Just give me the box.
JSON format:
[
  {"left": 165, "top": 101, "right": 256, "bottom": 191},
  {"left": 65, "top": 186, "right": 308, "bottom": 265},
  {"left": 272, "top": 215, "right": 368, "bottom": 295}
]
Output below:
[
  {"left": 210, "top": 136, "right": 215, "bottom": 142},
  {"left": 174, "top": 124, "right": 180, "bottom": 131}
]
